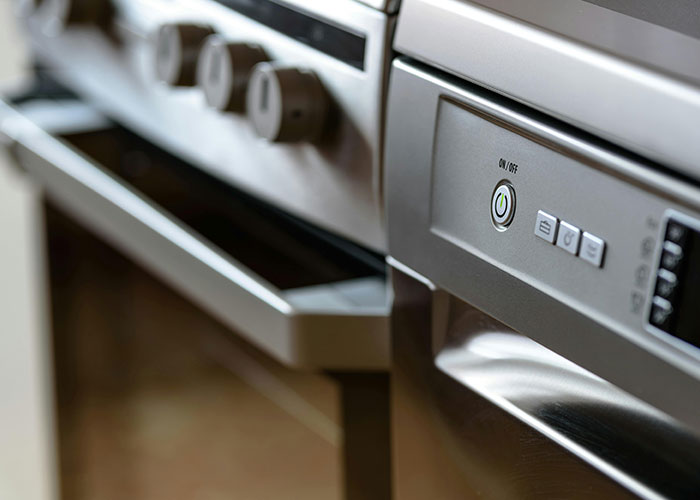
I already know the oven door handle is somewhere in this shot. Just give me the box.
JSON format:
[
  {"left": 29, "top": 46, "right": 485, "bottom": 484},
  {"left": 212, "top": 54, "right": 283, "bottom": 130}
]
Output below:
[{"left": 0, "top": 98, "right": 389, "bottom": 371}]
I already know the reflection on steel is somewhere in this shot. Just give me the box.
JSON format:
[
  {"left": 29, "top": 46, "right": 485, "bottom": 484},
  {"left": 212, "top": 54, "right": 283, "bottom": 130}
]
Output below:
[{"left": 436, "top": 304, "right": 700, "bottom": 499}]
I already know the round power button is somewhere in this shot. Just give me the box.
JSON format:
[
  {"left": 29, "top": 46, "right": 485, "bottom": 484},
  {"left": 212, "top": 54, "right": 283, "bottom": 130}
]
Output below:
[{"left": 491, "top": 182, "right": 516, "bottom": 229}]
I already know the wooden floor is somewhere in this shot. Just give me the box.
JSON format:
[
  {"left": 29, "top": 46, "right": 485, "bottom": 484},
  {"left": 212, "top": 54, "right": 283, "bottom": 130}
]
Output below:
[{"left": 46, "top": 206, "right": 343, "bottom": 500}]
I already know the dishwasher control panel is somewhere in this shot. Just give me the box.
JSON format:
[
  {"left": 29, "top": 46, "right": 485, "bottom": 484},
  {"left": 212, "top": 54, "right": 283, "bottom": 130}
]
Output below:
[
  {"left": 386, "top": 60, "right": 700, "bottom": 431},
  {"left": 425, "top": 94, "right": 691, "bottom": 350},
  {"left": 648, "top": 214, "right": 700, "bottom": 349}
]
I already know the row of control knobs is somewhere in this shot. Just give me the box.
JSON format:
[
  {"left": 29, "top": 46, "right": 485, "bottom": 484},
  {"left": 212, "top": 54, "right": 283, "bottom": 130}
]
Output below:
[
  {"left": 19, "top": 0, "right": 330, "bottom": 143},
  {"left": 155, "top": 23, "right": 329, "bottom": 143}
]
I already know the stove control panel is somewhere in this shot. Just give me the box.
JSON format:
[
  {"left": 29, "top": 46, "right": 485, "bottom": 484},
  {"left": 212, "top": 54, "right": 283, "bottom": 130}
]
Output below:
[{"left": 17, "top": 0, "right": 392, "bottom": 251}]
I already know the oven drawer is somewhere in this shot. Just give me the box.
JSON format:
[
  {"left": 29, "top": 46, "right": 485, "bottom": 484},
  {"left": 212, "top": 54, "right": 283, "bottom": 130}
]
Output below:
[{"left": 0, "top": 94, "right": 389, "bottom": 371}]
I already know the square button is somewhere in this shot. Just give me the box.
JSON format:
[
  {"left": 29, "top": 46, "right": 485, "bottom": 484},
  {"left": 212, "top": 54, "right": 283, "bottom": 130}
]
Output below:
[
  {"left": 579, "top": 232, "right": 605, "bottom": 268},
  {"left": 534, "top": 211, "right": 558, "bottom": 244},
  {"left": 556, "top": 221, "right": 581, "bottom": 255}
]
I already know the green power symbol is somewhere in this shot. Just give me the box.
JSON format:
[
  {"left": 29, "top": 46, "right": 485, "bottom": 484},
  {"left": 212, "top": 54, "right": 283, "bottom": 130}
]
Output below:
[{"left": 495, "top": 192, "right": 507, "bottom": 217}]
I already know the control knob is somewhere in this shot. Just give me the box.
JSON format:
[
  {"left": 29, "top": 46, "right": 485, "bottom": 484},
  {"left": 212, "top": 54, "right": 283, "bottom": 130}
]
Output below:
[
  {"left": 246, "top": 63, "right": 329, "bottom": 143},
  {"left": 197, "top": 35, "right": 269, "bottom": 113},
  {"left": 155, "top": 23, "right": 214, "bottom": 87}
]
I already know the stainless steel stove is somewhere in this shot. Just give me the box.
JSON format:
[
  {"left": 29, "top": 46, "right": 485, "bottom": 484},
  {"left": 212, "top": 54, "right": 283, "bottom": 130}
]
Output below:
[
  {"left": 3, "top": 0, "right": 700, "bottom": 499},
  {"left": 17, "top": 0, "right": 397, "bottom": 251}
]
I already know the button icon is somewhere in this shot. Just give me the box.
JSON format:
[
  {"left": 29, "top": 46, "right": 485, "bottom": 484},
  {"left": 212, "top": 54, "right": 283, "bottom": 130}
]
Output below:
[
  {"left": 490, "top": 182, "right": 516, "bottom": 229},
  {"left": 630, "top": 292, "right": 644, "bottom": 314},
  {"left": 534, "top": 211, "right": 558, "bottom": 244},
  {"left": 640, "top": 237, "right": 655, "bottom": 260},
  {"left": 555, "top": 221, "right": 581, "bottom": 255},
  {"left": 635, "top": 264, "right": 650, "bottom": 287},
  {"left": 579, "top": 232, "right": 605, "bottom": 268}
]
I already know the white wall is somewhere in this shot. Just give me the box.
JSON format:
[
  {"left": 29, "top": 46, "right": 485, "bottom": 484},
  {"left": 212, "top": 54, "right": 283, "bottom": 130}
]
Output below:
[{"left": 0, "top": 2, "right": 58, "bottom": 499}]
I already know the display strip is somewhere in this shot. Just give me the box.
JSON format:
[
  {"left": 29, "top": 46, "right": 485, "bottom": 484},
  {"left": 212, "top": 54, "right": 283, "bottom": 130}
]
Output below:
[{"left": 214, "top": 0, "right": 366, "bottom": 70}]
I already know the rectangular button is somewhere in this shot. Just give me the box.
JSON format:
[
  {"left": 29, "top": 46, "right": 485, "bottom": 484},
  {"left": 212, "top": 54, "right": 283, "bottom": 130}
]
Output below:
[
  {"left": 655, "top": 269, "right": 679, "bottom": 302},
  {"left": 579, "top": 232, "right": 605, "bottom": 268},
  {"left": 556, "top": 221, "right": 581, "bottom": 255},
  {"left": 650, "top": 296, "right": 674, "bottom": 332},
  {"left": 660, "top": 241, "right": 684, "bottom": 273},
  {"left": 534, "top": 211, "right": 558, "bottom": 244}
]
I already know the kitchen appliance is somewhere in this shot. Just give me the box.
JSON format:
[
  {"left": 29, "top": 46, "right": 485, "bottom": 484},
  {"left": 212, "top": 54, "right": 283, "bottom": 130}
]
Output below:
[
  {"left": 385, "top": 0, "right": 700, "bottom": 497},
  {"left": 3, "top": 0, "right": 398, "bottom": 498},
  {"left": 0, "top": 82, "right": 391, "bottom": 500},
  {"left": 16, "top": 0, "right": 398, "bottom": 251}
]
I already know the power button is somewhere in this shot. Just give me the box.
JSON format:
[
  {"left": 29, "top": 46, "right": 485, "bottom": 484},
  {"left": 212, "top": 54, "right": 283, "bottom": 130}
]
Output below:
[{"left": 491, "top": 182, "right": 516, "bottom": 229}]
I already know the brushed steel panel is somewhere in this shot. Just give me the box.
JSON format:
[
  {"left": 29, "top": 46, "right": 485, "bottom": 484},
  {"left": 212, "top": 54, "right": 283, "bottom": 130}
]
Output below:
[
  {"left": 390, "top": 265, "right": 700, "bottom": 499},
  {"left": 19, "top": 0, "right": 393, "bottom": 251},
  {"left": 394, "top": 0, "right": 700, "bottom": 180},
  {"left": 385, "top": 59, "right": 700, "bottom": 434}
]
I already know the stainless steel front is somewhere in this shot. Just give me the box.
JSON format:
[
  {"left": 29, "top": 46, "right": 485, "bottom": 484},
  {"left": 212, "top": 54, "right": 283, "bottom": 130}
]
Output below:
[
  {"left": 390, "top": 263, "right": 700, "bottom": 499},
  {"left": 19, "top": 0, "right": 394, "bottom": 251},
  {"left": 0, "top": 98, "right": 390, "bottom": 371},
  {"left": 385, "top": 59, "right": 700, "bottom": 434},
  {"left": 394, "top": 0, "right": 700, "bottom": 180}
]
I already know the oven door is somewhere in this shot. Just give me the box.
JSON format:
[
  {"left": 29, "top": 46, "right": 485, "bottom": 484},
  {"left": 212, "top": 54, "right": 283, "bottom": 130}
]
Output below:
[
  {"left": 390, "top": 263, "right": 700, "bottom": 499},
  {"left": 0, "top": 87, "right": 391, "bottom": 499},
  {"left": 0, "top": 91, "right": 389, "bottom": 372}
]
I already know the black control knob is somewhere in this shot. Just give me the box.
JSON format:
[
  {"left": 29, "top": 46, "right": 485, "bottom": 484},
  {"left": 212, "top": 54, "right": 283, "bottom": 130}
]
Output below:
[
  {"left": 197, "top": 35, "right": 269, "bottom": 113},
  {"left": 246, "top": 64, "right": 329, "bottom": 143},
  {"left": 155, "top": 23, "right": 214, "bottom": 87},
  {"left": 40, "top": 0, "right": 112, "bottom": 31}
]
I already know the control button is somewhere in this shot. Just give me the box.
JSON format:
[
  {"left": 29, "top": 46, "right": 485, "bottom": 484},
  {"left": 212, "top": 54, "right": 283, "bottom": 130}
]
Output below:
[
  {"left": 197, "top": 35, "right": 269, "bottom": 113},
  {"left": 247, "top": 64, "right": 329, "bottom": 142},
  {"left": 660, "top": 241, "right": 684, "bottom": 273},
  {"left": 490, "top": 183, "right": 516, "bottom": 228},
  {"left": 650, "top": 296, "right": 674, "bottom": 332},
  {"left": 579, "top": 232, "right": 606, "bottom": 268},
  {"left": 534, "top": 210, "right": 558, "bottom": 243},
  {"left": 155, "top": 23, "right": 214, "bottom": 87},
  {"left": 665, "top": 220, "right": 688, "bottom": 247},
  {"left": 655, "top": 269, "right": 679, "bottom": 302},
  {"left": 555, "top": 221, "right": 581, "bottom": 255}
]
